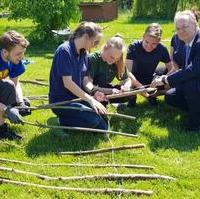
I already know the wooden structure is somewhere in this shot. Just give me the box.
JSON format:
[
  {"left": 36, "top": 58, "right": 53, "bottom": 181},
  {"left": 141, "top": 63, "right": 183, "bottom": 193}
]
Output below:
[{"left": 80, "top": 1, "right": 118, "bottom": 22}]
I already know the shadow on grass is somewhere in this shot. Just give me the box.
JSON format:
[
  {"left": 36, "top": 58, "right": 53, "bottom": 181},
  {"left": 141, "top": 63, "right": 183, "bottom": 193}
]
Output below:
[
  {"left": 25, "top": 117, "right": 107, "bottom": 157},
  {"left": 115, "top": 99, "right": 200, "bottom": 152}
]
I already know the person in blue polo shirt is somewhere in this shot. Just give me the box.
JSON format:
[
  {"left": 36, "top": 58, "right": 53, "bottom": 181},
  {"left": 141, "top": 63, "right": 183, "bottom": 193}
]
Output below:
[
  {"left": 0, "top": 30, "right": 30, "bottom": 140},
  {"left": 49, "top": 22, "right": 108, "bottom": 130},
  {"left": 126, "top": 23, "right": 173, "bottom": 107}
]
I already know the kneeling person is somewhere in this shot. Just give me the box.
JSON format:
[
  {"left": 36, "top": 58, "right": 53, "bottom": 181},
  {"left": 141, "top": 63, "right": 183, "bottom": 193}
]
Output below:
[{"left": 0, "top": 31, "right": 30, "bottom": 140}]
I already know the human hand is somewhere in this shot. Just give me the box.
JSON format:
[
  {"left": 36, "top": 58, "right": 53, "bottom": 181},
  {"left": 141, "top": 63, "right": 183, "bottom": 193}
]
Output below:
[
  {"left": 88, "top": 97, "right": 107, "bottom": 114},
  {"left": 5, "top": 106, "right": 23, "bottom": 124},
  {"left": 94, "top": 91, "right": 107, "bottom": 102},
  {"left": 151, "top": 75, "right": 165, "bottom": 88},
  {"left": 112, "top": 88, "right": 120, "bottom": 94},
  {"left": 121, "top": 84, "right": 131, "bottom": 92}
]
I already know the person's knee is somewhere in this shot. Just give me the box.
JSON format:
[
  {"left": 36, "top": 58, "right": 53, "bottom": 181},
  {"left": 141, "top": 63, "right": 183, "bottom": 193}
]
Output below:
[
  {"left": 0, "top": 80, "right": 16, "bottom": 105},
  {"left": 4, "top": 80, "right": 15, "bottom": 91}
]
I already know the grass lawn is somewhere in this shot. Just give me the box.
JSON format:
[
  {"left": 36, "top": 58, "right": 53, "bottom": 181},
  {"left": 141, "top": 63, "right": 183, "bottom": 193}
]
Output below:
[{"left": 0, "top": 12, "right": 200, "bottom": 199}]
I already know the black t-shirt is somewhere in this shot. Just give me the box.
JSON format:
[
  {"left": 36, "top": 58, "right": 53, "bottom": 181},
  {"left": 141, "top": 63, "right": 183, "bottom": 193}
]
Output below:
[{"left": 127, "top": 40, "right": 170, "bottom": 84}]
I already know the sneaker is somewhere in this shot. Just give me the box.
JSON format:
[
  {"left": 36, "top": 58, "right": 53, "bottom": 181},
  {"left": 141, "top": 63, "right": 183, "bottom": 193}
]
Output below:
[
  {"left": 0, "top": 123, "right": 22, "bottom": 140},
  {"left": 148, "top": 97, "right": 158, "bottom": 106}
]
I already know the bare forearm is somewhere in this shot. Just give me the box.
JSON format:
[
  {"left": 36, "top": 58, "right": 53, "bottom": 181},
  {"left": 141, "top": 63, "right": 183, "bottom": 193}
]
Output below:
[
  {"left": 64, "top": 79, "right": 92, "bottom": 103},
  {"left": 128, "top": 72, "right": 143, "bottom": 87},
  {"left": 15, "top": 83, "right": 24, "bottom": 103}
]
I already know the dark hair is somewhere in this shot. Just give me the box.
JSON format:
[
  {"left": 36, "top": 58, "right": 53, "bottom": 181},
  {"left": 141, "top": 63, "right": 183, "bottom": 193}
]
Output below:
[
  {"left": 70, "top": 22, "right": 102, "bottom": 40},
  {"left": 0, "top": 30, "right": 29, "bottom": 51}
]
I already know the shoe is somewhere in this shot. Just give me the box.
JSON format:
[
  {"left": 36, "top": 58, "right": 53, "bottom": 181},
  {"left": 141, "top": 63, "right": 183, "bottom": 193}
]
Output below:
[
  {"left": 148, "top": 97, "right": 158, "bottom": 106},
  {"left": 0, "top": 123, "right": 22, "bottom": 140}
]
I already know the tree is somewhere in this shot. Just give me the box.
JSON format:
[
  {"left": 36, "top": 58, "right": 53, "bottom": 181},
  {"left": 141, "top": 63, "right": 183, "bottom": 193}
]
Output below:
[
  {"left": 7, "top": 0, "right": 80, "bottom": 40},
  {"left": 133, "top": 0, "right": 179, "bottom": 20}
]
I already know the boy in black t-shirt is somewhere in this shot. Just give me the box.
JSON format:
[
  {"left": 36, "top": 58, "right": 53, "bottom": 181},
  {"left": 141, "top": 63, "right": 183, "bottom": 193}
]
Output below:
[{"left": 126, "top": 23, "right": 173, "bottom": 107}]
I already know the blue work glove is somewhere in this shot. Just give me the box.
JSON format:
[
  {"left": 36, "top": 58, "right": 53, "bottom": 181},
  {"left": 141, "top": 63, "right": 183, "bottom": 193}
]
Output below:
[{"left": 5, "top": 106, "right": 23, "bottom": 124}]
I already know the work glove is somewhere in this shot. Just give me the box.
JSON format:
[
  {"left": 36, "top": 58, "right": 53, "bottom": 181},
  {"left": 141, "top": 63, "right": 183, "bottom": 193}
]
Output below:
[
  {"left": 18, "top": 102, "right": 31, "bottom": 116},
  {"left": 5, "top": 106, "right": 23, "bottom": 124}
]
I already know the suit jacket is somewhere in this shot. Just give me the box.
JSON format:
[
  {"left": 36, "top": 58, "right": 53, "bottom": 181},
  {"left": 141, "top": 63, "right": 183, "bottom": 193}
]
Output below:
[{"left": 168, "top": 29, "right": 200, "bottom": 90}]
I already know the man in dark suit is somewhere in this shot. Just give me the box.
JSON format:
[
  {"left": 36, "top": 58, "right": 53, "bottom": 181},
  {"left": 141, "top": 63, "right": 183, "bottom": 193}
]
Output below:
[{"left": 151, "top": 10, "right": 200, "bottom": 132}]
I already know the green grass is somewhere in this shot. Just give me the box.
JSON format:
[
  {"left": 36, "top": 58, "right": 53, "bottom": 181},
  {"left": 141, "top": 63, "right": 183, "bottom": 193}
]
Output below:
[{"left": 0, "top": 12, "right": 200, "bottom": 199}]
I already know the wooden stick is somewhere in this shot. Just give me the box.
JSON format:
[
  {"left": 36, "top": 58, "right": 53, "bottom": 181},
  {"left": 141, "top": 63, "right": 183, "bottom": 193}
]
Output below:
[
  {"left": 0, "top": 178, "right": 153, "bottom": 196},
  {"left": 59, "top": 144, "right": 145, "bottom": 156},
  {"left": 35, "top": 78, "right": 47, "bottom": 82},
  {"left": 17, "top": 105, "right": 136, "bottom": 121},
  {"left": 0, "top": 166, "right": 175, "bottom": 181},
  {"left": 19, "top": 80, "right": 49, "bottom": 86},
  {"left": 26, "top": 95, "right": 48, "bottom": 100},
  {"left": 37, "top": 87, "right": 157, "bottom": 109},
  {"left": 106, "top": 87, "right": 157, "bottom": 100},
  {"left": 23, "top": 120, "right": 138, "bottom": 138},
  {"left": 0, "top": 158, "right": 154, "bottom": 169}
]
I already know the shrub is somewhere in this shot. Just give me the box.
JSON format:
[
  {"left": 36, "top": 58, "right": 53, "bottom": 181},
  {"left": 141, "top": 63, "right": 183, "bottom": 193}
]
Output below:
[{"left": 7, "top": 0, "right": 81, "bottom": 40}]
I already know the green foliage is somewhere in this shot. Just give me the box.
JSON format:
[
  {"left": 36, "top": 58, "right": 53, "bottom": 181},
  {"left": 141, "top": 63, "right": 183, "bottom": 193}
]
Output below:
[
  {"left": 133, "top": 0, "right": 200, "bottom": 20},
  {"left": 133, "top": 0, "right": 179, "bottom": 19},
  {"left": 7, "top": 0, "right": 81, "bottom": 40}
]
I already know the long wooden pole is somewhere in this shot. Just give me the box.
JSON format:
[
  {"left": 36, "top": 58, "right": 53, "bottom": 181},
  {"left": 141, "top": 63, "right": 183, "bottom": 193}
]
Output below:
[
  {"left": 17, "top": 105, "right": 136, "bottom": 121},
  {"left": 0, "top": 158, "right": 154, "bottom": 169},
  {"left": 23, "top": 120, "right": 138, "bottom": 138},
  {"left": 0, "top": 166, "right": 175, "bottom": 181},
  {"left": 0, "top": 178, "right": 153, "bottom": 196},
  {"left": 19, "top": 80, "right": 49, "bottom": 86},
  {"left": 36, "top": 87, "right": 157, "bottom": 109},
  {"left": 59, "top": 144, "right": 145, "bottom": 156}
]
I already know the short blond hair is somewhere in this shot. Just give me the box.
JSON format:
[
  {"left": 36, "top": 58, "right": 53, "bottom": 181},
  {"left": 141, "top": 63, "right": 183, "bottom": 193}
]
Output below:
[
  {"left": 0, "top": 30, "right": 29, "bottom": 51},
  {"left": 144, "top": 23, "right": 162, "bottom": 39}
]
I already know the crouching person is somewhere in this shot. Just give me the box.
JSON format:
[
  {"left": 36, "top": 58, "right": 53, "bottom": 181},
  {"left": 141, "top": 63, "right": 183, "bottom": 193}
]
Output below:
[{"left": 0, "top": 30, "right": 31, "bottom": 140}]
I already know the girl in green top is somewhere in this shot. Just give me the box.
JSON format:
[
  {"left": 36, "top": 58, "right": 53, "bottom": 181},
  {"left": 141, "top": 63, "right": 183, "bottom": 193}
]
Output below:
[{"left": 84, "top": 35, "right": 132, "bottom": 103}]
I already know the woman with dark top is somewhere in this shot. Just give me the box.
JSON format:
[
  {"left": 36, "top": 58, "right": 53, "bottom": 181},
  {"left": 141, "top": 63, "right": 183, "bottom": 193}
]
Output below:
[{"left": 49, "top": 22, "right": 108, "bottom": 130}]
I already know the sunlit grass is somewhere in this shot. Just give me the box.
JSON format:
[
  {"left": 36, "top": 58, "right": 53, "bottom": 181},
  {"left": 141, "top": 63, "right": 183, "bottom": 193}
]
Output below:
[{"left": 0, "top": 12, "right": 200, "bottom": 199}]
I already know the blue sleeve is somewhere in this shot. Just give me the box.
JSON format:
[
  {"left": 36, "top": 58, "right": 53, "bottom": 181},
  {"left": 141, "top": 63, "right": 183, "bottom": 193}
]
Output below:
[
  {"left": 9, "top": 61, "right": 25, "bottom": 78},
  {"left": 56, "top": 47, "right": 73, "bottom": 77},
  {"left": 126, "top": 42, "right": 137, "bottom": 60},
  {"left": 160, "top": 45, "right": 171, "bottom": 63}
]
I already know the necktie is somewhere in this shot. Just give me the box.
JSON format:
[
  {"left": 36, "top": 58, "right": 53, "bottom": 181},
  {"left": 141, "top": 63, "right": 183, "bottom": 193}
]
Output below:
[{"left": 185, "top": 44, "right": 191, "bottom": 68}]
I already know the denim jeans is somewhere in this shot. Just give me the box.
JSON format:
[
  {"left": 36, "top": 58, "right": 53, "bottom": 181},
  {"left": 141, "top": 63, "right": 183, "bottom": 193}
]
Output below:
[{"left": 52, "top": 102, "right": 108, "bottom": 130}]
